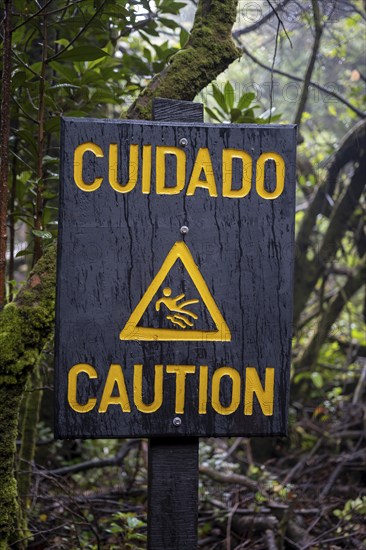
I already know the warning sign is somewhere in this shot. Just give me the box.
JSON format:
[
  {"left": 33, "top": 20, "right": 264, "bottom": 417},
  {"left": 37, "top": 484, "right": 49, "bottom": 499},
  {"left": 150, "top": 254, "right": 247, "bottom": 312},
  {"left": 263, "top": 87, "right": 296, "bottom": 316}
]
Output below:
[
  {"left": 55, "top": 117, "right": 296, "bottom": 439},
  {"left": 120, "top": 241, "right": 231, "bottom": 341}
]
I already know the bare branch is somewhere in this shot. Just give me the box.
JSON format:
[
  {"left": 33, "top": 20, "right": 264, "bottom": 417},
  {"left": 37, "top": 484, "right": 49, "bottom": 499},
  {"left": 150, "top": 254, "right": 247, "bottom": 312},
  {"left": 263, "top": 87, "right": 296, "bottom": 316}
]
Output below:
[
  {"left": 240, "top": 45, "right": 366, "bottom": 119},
  {"left": 48, "top": 441, "right": 139, "bottom": 477},
  {"left": 11, "top": 0, "right": 54, "bottom": 31},
  {"left": 199, "top": 464, "right": 258, "bottom": 491},
  {"left": 266, "top": 0, "right": 293, "bottom": 46},
  {"left": 294, "top": 0, "right": 323, "bottom": 128},
  {"left": 295, "top": 121, "right": 366, "bottom": 271},
  {"left": 46, "top": 0, "right": 107, "bottom": 63},
  {"left": 294, "top": 121, "right": 366, "bottom": 325},
  {"left": 233, "top": 0, "right": 293, "bottom": 38},
  {"left": 296, "top": 259, "right": 366, "bottom": 370}
]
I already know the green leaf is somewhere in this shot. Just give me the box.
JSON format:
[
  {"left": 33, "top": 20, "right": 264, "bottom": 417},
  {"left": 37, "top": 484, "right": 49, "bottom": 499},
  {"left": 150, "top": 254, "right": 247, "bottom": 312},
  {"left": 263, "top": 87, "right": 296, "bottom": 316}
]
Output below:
[
  {"left": 224, "top": 81, "right": 235, "bottom": 110},
  {"left": 159, "top": 17, "right": 179, "bottom": 30},
  {"left": 49, "top": 83, "right": 80, "bottom": 91},
  {"left": 311, "top": 372, "right": 323, "bottom": 389},
  {"left": 230, "top": 108, "right": 242, "bottom": 122},
  {"left": 127, "top": 516, "right": 142, "bottom": 529},
  {"left": 159, "top": 0, "right": 186, "bottom": 14},
  {"left": 238, "top": 108, "right": 256, "bottom": 123},
  {"left": 12, "top": 70, "right": 27, "bottom": 88},
  {"left": 16, "top": 248, "right": 33, "bottom": 257},
  {"left": 205, "top": 107, "right": 223, "bottom": 122},
  {"left": 237, "top": 92, "right": 255, "bottom": 110},
  {"left": 180, "top": 27, "right": 189, "bottom": 47},
  {"left": 269, "top": 113, "right": 282, "bottom": 122},
  {"left": 212, "top": 84, "right": 228, "bottom": 113},
  {"left": 50, "top": 61, "right": 79, "bottom": 81},
  {"left": 55, "top": 46, "right": 110, "bottom": 62},
  {"left": 32, "top": 230, "right": 53, "bottom": 239}
]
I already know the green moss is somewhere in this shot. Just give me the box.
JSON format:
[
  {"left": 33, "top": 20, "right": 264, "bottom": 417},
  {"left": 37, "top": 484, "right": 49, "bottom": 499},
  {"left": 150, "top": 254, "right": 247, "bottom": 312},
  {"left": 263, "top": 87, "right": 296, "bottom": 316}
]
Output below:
[
  {"left": 0, "top": 244, "right": 56, "bottom": 381},
  {"left": 0, "top": 306, "right": 24, "bottom": 366},
  {"left": 128, "top": 0, "right": 240, "bottom": 120},
  {"left": 0, "top": 384, "right": 26, "bottom": 548},
  {"left": 18, "top": 362, "right": 43, "bottom": 508},
  {"left": 0, "top": 243, "right": 56, "bottom": 547}
]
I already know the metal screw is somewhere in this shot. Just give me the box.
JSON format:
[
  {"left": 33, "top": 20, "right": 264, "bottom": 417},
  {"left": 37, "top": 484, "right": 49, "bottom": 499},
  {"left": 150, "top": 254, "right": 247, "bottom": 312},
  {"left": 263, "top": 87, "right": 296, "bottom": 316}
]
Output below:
[
  {"left": 180, "top": 225, "right": 189, "bottom": 235},
  {"left": 179, "top": 137, "right": 188, "bottom": 147},
  {"left": 173, "top": 417, "right": 182, "bottom": 426}
]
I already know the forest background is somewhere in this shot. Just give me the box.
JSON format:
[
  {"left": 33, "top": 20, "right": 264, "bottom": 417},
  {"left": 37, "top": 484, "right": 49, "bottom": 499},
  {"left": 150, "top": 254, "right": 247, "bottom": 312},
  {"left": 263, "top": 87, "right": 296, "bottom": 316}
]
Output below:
[{"left": 0, "top": 0, "right": 365, "bottom": 548}]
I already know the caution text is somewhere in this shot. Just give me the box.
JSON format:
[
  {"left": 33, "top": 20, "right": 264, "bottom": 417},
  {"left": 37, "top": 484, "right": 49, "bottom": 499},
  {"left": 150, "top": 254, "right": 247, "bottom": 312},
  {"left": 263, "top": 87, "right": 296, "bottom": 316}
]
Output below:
[
  {"left": 67, "top": 363, "right": 275, "bottom": 416},
  {"left": 73, "top": 143, "right": 286, "bottom": 199}
]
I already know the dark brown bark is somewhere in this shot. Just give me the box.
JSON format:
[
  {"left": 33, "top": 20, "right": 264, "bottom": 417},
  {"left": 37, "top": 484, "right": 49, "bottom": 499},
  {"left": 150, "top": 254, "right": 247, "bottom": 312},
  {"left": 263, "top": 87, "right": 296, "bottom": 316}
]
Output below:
[
  {"left": 0, "top": 0, "right": 13, "bottom": 309},
  {"left": 33, "top": 15, "right": 48, "bottom": 265}
]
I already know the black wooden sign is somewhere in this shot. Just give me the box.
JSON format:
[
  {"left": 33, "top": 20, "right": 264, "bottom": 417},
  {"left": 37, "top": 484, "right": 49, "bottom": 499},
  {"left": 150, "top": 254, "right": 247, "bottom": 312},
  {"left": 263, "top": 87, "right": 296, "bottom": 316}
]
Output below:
[{"left": 55, "top": 117, "right": 296, "bottom": 438}]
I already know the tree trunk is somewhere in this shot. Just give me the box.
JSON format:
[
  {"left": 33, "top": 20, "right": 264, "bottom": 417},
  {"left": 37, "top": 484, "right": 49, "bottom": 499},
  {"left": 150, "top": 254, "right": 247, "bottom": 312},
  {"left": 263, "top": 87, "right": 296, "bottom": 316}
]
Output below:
[{"left": 0, "top": 244, "right": 56, "bottom": 548}]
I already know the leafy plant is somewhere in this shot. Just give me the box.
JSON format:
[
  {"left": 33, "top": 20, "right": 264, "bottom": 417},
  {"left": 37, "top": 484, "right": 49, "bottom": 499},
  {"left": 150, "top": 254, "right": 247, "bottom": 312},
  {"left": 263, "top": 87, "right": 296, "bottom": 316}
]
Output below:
[
  {"left": 205, "top": 81, "right": 281, "bottom": 123},
  {"left": 108, "top": 512, "right": 147, "bottom": 549}
]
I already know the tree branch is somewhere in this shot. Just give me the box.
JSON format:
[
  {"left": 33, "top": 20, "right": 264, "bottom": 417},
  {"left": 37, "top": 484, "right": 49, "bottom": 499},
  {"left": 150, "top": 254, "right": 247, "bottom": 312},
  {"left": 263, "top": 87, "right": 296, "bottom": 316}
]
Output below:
[
  {"left": 233, "top": 0, "right": 293, "bottom": 38},
  {"left": 240, "top": 45, "right": 366, "bottom": 119},
  {"left": 48, "top": 441, "right": 139, "bottom": 477},
  {"left": 295, "top": 121, "right": 365, "bottom": 273},
  {"left": 293, "top": 0, "right": 323, "bottom": 129},
  {"left": 0, "top": 0, "right": 13, "bottom": 309},
  {"left": 127, "top": 0, "right": 240, "bottom": 120},
  {"left": 46, "top": 0, "right": 107, "bottom": 63},
  {"left": 295, "top": 259, "right": 366, "bottom": 371},
  {"left": 266, "top": 0, "right": 293, "bottom": 45},
  {"left": 294, "top": 122, "right": 366, "bottom": 326},
  {"left": 199, "top": 464, "right": 258, "bottom": 491},
  {"left": 11, "top": 0, "right": 54, "bottom": 31}
]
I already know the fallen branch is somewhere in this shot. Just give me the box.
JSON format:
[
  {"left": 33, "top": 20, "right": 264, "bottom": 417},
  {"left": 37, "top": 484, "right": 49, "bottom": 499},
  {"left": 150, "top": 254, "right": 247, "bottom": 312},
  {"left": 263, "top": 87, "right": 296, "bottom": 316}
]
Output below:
[
  {"left": 48, "top": 441, "right": 139, "bottom": 477},
  {"left": 265, "top": 528, "right": 277, "bottom": 550},
  {"left": 199, "top": 464, "right": 258, "bottom": 491}
]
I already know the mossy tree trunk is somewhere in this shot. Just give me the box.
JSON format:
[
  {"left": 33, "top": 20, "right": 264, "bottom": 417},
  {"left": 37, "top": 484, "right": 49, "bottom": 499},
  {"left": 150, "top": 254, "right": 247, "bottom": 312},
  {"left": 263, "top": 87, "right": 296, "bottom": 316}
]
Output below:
[
  {"left": 127, "top": 0, "right": 240, "bottom": 119},
  {"left": 18, "top": 360, "right": 44, "bottom": 511},
  {"left": 0, "top": 245, "right": 56, "bottom": 548}
]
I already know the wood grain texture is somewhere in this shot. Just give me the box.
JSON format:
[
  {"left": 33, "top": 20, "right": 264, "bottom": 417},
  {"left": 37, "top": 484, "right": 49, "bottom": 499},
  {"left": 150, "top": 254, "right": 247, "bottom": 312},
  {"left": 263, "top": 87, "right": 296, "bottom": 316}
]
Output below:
[
  {"left": 148, "top": 437, "right": 198, "bottom": 549},
  {"left": 147, "top": 99, "right": 201, "bottom": 550},
  {"left": 55, "top": 114, "right": 296, "bottom": 439},
  {"left": 153, "top": 97, "right": 204, "bottom": 123}
]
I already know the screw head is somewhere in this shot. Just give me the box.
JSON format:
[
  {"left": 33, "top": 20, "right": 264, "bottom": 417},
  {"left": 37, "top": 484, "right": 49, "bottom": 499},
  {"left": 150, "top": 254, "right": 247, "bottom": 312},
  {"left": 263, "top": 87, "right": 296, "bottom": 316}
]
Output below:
[
  {"left": 179, "top": 137, "right": 188, "bottom": 147},
  {"left": 180, "top": 225, "right": 189, "bottom": 235},
  {"left": 173, "top": 417, "right": 182, "bottom": 426}
]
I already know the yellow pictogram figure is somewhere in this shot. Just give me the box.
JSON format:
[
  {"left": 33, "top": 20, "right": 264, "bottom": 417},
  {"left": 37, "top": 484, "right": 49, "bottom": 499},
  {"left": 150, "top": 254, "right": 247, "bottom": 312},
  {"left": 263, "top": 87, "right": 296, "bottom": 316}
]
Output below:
[
  {"left": 155, "top": 287, "right": 199, "bottom": 328},
  {"left": 120, "top": 241, "right": 231, "bottom": 341}
]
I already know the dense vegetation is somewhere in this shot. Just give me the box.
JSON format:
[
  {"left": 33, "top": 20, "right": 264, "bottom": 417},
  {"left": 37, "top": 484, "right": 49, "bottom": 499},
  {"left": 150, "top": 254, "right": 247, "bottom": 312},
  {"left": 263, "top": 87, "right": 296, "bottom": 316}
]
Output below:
[{"left": 0, "top": 0, "right": 365, "bottom": 548}]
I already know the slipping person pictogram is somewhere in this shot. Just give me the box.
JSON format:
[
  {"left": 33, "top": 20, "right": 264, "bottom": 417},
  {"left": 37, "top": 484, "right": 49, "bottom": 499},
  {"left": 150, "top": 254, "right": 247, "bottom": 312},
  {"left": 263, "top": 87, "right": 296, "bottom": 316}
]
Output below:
[
  {"left": 155, "top": 287, "right": 199, "bottom": 328},
  {"left": 119, "top": 241, "right": 231, "bottom": 341}
]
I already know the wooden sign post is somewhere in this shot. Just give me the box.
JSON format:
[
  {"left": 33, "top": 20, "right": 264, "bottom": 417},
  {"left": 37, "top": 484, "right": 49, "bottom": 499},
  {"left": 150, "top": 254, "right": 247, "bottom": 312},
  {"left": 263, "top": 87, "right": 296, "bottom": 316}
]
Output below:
[
  {"left": 148, "top": 99, "right": 203, "bottom": 550},
  {"left": 55, "top": 98, "right": 296, "bottom": 548}
]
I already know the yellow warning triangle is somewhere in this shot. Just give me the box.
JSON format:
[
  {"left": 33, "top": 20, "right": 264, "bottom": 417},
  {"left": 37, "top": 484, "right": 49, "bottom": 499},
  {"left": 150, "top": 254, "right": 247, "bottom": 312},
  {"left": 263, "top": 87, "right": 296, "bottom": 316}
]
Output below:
[{"left": 120, "top": 241, "right": 231, "bottom": 342}]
